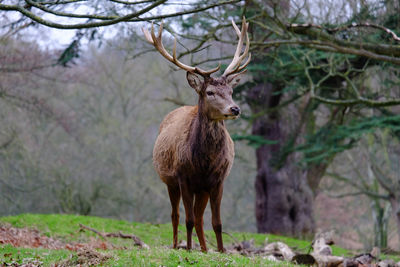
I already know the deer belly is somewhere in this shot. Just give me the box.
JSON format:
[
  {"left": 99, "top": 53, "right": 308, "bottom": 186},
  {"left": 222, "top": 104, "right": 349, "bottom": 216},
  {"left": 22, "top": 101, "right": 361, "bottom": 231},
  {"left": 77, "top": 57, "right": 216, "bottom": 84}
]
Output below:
[{"left": 177, "top": 158, "right": 232, "bottom": 193}]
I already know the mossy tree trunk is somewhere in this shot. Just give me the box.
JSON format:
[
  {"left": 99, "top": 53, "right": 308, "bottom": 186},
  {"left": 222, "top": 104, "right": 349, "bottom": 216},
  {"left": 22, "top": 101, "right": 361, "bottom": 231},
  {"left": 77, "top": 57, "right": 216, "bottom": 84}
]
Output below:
[{"left": 247, "top": 82, "right": 328, "bottom": 235}]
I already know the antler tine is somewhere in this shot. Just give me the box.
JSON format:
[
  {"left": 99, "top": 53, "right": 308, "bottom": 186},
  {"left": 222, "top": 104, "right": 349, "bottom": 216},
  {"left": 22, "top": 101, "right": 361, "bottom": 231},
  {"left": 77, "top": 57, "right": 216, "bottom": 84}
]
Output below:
[
  {"left": 142, "top": 22, "right": 154, "bottom": 44},
  {"left": 232, "top": 18, "right": 241, "bottom": 37},
  {"left": 142, "top": 21, "right": 220, "bottom": 77},
  {"left": 158, "top": 20, "right": 163, "bottom": 39},
  {"left": 223, "top": 17, "right": 251, "bottom": 77}
]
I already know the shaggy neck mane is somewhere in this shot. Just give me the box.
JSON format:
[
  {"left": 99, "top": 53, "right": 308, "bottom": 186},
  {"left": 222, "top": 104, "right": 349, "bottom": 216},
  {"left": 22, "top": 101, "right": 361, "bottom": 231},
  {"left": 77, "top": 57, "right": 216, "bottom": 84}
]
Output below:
[{"left": 189, "top": 97, "right": 226, "bottom": 165}]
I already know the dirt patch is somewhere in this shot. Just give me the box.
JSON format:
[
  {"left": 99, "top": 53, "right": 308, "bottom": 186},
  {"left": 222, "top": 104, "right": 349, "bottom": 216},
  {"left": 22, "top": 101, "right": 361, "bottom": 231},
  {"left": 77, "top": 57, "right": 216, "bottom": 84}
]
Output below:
[
  {"left": 56, "top": 249, "right": 111, "bottom": 267},
  {"left": 0, "top": 225, "right": 65, "bottom": 250},
  {"left": 1, "top": 224, "right": 114, "bottom": 266},
  {"left": 0, "top": 224, "right": 111, "bottom": 251}
]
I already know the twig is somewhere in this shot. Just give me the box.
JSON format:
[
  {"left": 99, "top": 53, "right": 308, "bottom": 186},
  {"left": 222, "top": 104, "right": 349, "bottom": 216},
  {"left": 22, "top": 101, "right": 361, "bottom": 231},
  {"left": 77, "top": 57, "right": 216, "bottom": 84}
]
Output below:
[
  {"left": 222, "top": 231, "right": 241, "bottom": 246},
  {"left": 0, "top": 131, "right": 16, "bottom": 150},
  {"left": 203, "top": 232, "right": 218, "bottom": 249},
  {"left": 163, "top": 97, "right": 186, "bottom": 106},
  {"left": 79, "top": 224, "right": 106, "bottom": 239},
  {"left": 103, "top": 232, "right": 149, "bottom": 249},
  {"left": 79, "top": 224, "right": 149, "bottom": 249}
]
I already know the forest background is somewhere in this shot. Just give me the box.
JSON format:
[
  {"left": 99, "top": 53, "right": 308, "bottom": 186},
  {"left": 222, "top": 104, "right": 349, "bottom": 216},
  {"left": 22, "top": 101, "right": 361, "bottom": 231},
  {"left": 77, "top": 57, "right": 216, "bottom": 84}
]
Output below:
[{"left": 1, "top": 0, "right": 400, "bottom": 252}]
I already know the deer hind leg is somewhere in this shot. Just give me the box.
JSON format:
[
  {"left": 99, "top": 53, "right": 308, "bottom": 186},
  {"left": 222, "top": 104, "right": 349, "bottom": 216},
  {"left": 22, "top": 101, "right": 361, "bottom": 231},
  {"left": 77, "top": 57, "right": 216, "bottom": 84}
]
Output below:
[
  {"left": 210, "top": 183, "right": 224, "bottom": 252},
  {"left": 180, "top": 182, "right": 194, "bottom": 250},
  {"left": 167, "top": 184, "right": 181, "bottom": 249},
  {"left": 194, "top": 192, "right": 209, "bottom": 252}
]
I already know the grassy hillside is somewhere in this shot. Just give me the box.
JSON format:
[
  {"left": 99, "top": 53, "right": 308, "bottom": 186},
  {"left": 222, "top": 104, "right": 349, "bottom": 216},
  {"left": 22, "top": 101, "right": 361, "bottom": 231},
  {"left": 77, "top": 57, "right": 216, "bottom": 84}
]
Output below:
[{"left": 0, "top": 214, "right": 349, "bottom": 266}]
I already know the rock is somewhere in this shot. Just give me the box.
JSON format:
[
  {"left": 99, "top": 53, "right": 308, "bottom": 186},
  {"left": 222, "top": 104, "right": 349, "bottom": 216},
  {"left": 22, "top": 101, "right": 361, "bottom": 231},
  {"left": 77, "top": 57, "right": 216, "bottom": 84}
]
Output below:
[
  {"left": 377, "top": 259, "right": 396, "bottom": 267},
  {"left": 263, "top": 241, "right": 295, "bottom": 261},
  {"left": 311, "top": 253, "right": 344, "bottom": 267},
  {"left": 353, "top": 253, "right": 375, "bottom": 265}
]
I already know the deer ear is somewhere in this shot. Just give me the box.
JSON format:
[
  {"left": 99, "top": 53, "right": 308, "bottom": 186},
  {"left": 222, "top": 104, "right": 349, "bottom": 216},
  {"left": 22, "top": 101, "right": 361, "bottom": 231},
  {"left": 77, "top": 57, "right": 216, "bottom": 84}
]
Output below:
[
  {"left": 227, "top": 71, "right": 245, "bottom": 88},
  {"left": 187, "top": 72, "right": 203, "bottom": 94}
]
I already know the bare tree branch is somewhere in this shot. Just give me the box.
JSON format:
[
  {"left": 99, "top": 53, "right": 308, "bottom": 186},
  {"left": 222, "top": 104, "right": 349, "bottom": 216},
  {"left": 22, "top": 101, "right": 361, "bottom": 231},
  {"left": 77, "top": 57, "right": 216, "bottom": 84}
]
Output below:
[
  {"left": 253, "top": 38, "right": 400, "bottom": 66},
  {"left": 37, "top": 0, "right": 87, "bottom": 5},
  {"left": 0, "top": 0, "right": 167, "bottom": 29},
  {"left": 287, "top": 24, "right": 400, "bottom": 56},
  {"left": 325, "top": 173, "right": 390, "bottom": 200},
  {"left": 110, "top": 0, "right": 156, "bottom": 4},
  {"left": 0, "top": 0, "right": 240, "bottom": 29},
  {"left": 163, "top": 97, "right": 186, "bottom": 106},
  {"left": 290, "top": 22, "right": 400, "bottom": 42},
  {"left": 79, "top": 224, "right": 149, "bottom": 249},
  {"left": 369, "top": 160, "right": 395, "bottom": 194},
  {"left": 0, "top": 131, "right": 16, "bottom": 150}
]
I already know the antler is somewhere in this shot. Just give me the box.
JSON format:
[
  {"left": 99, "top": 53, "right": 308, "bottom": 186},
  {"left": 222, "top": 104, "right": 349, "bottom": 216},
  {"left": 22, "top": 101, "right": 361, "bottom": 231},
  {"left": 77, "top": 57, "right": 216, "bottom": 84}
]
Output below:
[
  {"left": 142, "top": 21, "right": 220, "bottom": 77},
  {"left": 223, "top": 17, "right": 251, "bottom": 77}
]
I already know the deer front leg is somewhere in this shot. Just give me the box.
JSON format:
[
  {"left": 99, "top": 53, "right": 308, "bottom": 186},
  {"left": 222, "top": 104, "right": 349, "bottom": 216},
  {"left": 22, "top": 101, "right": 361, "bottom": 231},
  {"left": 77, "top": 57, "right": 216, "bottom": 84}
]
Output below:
[
  {"left": 180, "top": 182, "right": 194, "bottom": 250},
  {"left": 210, "top": 182, "right": 224, "bottom": 252},
  {"left": 167, "top": 185, "right": 181, "bottom": 249},
  {"left": 194, "top": 192, "right": 209, "bottom": 252}
]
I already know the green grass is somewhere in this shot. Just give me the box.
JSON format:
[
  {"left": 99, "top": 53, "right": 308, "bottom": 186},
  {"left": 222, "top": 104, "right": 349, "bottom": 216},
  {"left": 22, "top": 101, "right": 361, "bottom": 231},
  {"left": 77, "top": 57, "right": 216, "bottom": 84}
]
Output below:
[
  {"left": 0, "top": 214, "right": 349, "bottom": 266},
  {"left": 1, "top": 244, "right": 69, "bottom": 266}
]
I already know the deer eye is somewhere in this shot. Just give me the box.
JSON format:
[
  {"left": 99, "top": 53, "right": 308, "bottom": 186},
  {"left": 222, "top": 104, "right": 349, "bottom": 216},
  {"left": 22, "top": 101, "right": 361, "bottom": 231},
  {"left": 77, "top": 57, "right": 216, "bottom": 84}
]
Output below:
[{"left": 206, "top": 91, "right": 215, "bottom": 96}]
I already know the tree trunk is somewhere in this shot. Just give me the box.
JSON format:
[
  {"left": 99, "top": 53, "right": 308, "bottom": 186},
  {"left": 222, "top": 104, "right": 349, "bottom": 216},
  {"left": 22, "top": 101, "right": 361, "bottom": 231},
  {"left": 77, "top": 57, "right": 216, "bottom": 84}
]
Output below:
[
  {"left": 248, "top": 82, "right": 324, "bottom": 236},
  {"left": 389, "top": 196, "right": 400, "bottom": 247},
  {"left": 254, "top": 141, "right": 315, "bottom": 235},
  {"left": 371, "top": 200, "right": 390, "bottom": 248}
]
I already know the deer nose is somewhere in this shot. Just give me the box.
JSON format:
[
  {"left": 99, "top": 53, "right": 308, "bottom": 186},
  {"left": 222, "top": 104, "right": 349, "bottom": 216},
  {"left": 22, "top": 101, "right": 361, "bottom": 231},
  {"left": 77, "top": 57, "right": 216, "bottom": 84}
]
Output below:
[{"left": 230, "top": 106, "right": 241, "bottom": 116}]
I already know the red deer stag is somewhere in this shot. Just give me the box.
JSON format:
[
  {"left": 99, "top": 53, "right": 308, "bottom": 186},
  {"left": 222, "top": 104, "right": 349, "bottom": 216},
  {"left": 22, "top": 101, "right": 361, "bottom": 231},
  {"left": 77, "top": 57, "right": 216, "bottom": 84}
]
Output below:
[{"left": 142, "top": 17, "right": 250, "bottom": 252}]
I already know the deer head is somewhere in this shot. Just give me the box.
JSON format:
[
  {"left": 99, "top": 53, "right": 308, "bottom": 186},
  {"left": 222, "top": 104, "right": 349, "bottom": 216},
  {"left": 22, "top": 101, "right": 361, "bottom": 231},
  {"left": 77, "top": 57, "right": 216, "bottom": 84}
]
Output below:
[{"left": 142, "top": 17, "right": 251, "bottom": 121}]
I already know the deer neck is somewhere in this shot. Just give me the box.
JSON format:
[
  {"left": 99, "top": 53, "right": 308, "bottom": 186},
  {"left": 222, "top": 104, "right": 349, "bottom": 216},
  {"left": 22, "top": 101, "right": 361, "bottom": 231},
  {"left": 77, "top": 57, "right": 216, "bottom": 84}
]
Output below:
[{"left": 189, "top": 99, "right": 226, "bottom": 159}]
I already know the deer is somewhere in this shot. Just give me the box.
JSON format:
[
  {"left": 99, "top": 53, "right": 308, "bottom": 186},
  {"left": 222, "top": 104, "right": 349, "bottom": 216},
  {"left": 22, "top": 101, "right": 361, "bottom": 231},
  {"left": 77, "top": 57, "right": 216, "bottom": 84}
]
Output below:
[{"left": 142, "top": 17, "right": 250, "bottom": 253}]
